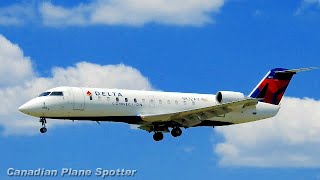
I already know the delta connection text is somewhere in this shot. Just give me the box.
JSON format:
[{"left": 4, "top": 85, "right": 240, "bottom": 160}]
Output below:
[{"left": 7, "top": 168, "right": 137, "bottom": 178}]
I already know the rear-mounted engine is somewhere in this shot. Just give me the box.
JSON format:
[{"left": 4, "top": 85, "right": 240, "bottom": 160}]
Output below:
[{"left": 216, "top": 91, "right": 245, "bottom": 104}]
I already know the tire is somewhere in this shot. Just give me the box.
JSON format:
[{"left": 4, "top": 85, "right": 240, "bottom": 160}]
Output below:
[
  {"left": 40, "top": 127, "right": 47, "bottom": 133},
  {"left": 153, "top": 132, "right": 163, "bottom": 141},
  {"left": 171, "top": 127, "right": 182, "bottom": 137}
]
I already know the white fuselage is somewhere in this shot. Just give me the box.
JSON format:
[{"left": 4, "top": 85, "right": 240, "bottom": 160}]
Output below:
[{"left": 19, "top": 87, "right": 280, "bottom": 126}]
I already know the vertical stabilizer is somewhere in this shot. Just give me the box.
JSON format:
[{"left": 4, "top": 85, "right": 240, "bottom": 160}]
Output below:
[{"left": 249, "top": 67, "right": 317, "bottom": 105}]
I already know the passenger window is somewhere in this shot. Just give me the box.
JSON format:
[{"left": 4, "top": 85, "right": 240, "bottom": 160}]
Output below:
[
  {"left": 50, "top": 92, "right": 63, "bottom": 96},
  {"left": 134, "top": 98, "right": 137, "bottom": 103},
  {"left": 38, "top": 92, "right": 51, "bottom": 97},
  {"left": 159, "top": 100, "right": 162, "bottom": 104},
  {"left": 183, "top": 101, "right": 187, "bottom": 105},
  {"left": 142, "top": 99, "right": 145, "bottom": 103},
  {"left": 175, "top": 100, "right": 178, "bottom": 105},
  {"left": 125, "top": 98, "right": 128, "bottom": 102},
  {"left": 107, "top": 97, "right": 110, "bottom": 101},
  {"left": 192, "top": 101, "right": 195, "bottom": 105},
  {"left": 167, "top": 100, "right": 171, "bottom": 104},
  {"left": 116, "top": 97, "right": 119, "bottom": 102}
]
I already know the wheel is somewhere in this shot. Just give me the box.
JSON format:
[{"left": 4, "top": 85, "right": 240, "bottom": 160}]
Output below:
[
  {"left": 153, "top": 132, "right": 164, "bottom": 141},
  {"left": 40, "top": 127, "right": 47, "bottom": 133},
  {"left": 171, "top": 127, "right": 182, "bottom": 137}
]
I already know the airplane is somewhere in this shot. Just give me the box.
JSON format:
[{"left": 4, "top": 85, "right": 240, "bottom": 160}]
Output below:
[{"left": 18, "top": 67, "right": 317, "bottom": 141}]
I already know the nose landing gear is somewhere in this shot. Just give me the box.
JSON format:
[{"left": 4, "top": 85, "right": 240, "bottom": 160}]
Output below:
[{"left": 39, "top": 118, "right": 47, "bottom": 133}]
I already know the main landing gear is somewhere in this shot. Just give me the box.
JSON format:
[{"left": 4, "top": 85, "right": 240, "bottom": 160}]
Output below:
[
  {"left": 171, "top": 127, "right": 182, "bottom": 137},
  {"left": 39, "top": 117, "right": 47, "bottom": 133},
  {"left": 152, "top": 127, "right": 183, "bottom": 141},
  {"left": 153, "top": 132, "right": 164, "bottom": 141}
]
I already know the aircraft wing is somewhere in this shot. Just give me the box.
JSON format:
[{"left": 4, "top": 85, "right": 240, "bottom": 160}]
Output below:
[{"left": 140, "top": 98, "right": 259, "bottom": 127}]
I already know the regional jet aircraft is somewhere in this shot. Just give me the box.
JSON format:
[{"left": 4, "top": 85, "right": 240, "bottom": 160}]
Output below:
[{"left": 19, "top": 67, "right": 317, "bottom": 141}]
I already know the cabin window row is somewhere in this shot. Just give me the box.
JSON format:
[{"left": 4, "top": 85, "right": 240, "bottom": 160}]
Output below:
[{"left": 109, "top": 97, "right": 195, "bottom": 105}]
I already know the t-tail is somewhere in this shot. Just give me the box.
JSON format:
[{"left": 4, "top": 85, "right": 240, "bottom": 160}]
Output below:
[{"left": 249, "top": 67, "right": 318, "bottom": 105}]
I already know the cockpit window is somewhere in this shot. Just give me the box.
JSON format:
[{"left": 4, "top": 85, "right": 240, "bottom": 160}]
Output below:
[
  {"left": 38, "top": 92, "right": 51, "bottom": 97},
  {"left": 50, "top": 92, "right": 63, "bottom": 96}
]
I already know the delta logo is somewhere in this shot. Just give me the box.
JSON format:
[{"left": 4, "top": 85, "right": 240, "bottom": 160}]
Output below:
[{"left": 87, "top": 91, "right": 93, "bottom": 100}]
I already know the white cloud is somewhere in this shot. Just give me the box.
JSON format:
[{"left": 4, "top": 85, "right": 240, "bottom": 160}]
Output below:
[
  {"left": 253, "top": 10, "right": 262, "bottom": 16},
  {"left": 303, "top": 0, "right": 320, "bottom": 4},
  {"left": 0, "top": 35, "right": 34, "bottom": 86},
  {"left": 39, "top": 0, "right": 224, "bottom": 26},
  {"left": 296, "top": 0, "right": 320, "bottom": 15},
  {"left": 0, "top": 0, "right": 225, "bottom": 27},
  {"left": 0, "top": 34, "right": 153, "bottom": 136},
  {"left": 215, "top": 97, "right": 320, "bottom": 167},
  {"left": 183, "top": 146, "right": 195, "bottom": 153},
  {"left": 0, "top": 3, "right": 35, "bottom": 26}
]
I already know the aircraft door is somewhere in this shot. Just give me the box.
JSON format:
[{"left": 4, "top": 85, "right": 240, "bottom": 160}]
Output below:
[
  {"left": 62, "top": 87, "right": 73, "bottom": 115},
  {"left": 72, "top": 87, "right": 85, "bottom": 110}
]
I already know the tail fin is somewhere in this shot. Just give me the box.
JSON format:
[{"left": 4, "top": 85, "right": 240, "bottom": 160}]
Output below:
[{"left": 249, "top": 67, "right": 318, "bottom": 105}]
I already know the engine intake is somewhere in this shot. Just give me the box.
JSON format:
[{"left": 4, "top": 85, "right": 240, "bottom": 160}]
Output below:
[{"left": 216, "top": 91, "right": 245, "bottom": 104}]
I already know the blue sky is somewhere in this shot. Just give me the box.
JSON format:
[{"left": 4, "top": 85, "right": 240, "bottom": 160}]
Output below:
[{"left": 0, "top": 0, "right": 320, "bottom": 179}]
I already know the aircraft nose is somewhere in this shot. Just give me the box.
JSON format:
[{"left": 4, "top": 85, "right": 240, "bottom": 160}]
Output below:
[
  {"left": 18, "top": 101, "right": 34, "bottom": 114},
  {"left": 18, "top": 99, "right": 43, "bottom": 116},
  {"left": 18, "top": 103, "right": 28, "bottom": 113}
]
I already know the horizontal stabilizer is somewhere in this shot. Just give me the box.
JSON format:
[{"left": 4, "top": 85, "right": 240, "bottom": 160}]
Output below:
[{"left": 274, "top": 67, "right": 318, "bottom": 74}]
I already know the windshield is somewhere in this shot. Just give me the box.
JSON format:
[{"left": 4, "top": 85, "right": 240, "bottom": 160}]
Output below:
[
  {"left": 50, "top": 92, "right": 63, "bottom": 96},
  {"left": 38, "top": 92, "right": 51, "bottom": 97}
]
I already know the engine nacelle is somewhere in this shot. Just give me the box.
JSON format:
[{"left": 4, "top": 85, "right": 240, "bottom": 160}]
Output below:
[{"left": 216, "top": 91, "right": 245, "bottom": 104}]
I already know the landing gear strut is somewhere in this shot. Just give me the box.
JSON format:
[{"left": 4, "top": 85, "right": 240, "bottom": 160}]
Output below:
[
  {"left": 153, "top": 132, "right": 164, "bottom": 141},
  {"left": 39, "top": 118, "right": 47, "bottom": 133},
  {"left": 171, "top": 127, "right": 182, "bottom": 137}
]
